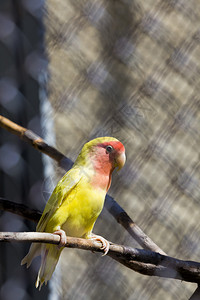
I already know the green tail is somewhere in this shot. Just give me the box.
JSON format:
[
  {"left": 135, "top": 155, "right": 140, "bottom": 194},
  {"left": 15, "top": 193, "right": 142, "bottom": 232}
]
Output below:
[
  {"left": 21, "top": 243, "right": 63, "bottom": 290},
  {"left": 36, "top": 244, "right": 63, "bottom": 290}
]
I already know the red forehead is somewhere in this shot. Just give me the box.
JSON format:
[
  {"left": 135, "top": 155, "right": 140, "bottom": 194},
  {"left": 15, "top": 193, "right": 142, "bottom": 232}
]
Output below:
[{"left": 97, "top": 141, "right": 125, "bottom": 152}]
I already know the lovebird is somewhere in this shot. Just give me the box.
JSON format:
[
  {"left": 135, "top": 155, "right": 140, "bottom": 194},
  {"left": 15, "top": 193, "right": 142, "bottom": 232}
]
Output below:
[{"left": 21, "top": 137, "right": 126, "bottom": 289}]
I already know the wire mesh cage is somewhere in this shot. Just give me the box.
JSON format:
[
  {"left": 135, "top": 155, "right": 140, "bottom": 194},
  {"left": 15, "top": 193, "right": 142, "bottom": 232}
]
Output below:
[{"left": 0, "top": 0, "right": 200, "bottom": 299}]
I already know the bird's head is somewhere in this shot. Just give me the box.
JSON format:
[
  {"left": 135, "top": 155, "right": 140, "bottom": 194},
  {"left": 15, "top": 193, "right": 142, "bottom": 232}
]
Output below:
[{"left": 76, "top": 137, "right": 126, "bottom": 175}]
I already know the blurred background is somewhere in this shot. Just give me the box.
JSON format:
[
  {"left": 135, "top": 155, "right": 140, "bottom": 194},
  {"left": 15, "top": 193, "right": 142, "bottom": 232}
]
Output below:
[{"left": 0, "top": 0, "right": 200, "bottom": 299}]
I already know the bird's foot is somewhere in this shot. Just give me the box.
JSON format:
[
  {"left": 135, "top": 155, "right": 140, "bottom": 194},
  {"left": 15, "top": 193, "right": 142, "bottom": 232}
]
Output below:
[
  {"left": 90, "top": 234, "right": 110, "bottom": 256},
  {"left": 53, "top": 228, "right": 67, "bottom": 248}
]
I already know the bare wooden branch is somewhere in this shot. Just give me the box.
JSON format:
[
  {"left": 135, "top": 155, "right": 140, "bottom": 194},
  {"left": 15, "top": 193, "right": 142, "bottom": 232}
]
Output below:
[
  {"left": 0, "top": 198, "right": 41, "bottom": 222},
  {"left": 2, "top": 198, "right": 200, "bottom": 288},
  {"left": 0, "top": 115, "right": 72, "bottom": 170},
  {"left": 0, "top": 114, "right": 166, "bottom": 254},
  {"left": 0, "top": 231, "right": 200, "bottom": 284},
  {"left": 105, "top": 195, "right": 166, "bottom": 255}
]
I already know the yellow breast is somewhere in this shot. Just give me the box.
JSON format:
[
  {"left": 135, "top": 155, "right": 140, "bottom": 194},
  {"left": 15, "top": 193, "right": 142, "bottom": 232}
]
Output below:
[{"left": 60, "top": 179, "right": 106, "bottom": 238}]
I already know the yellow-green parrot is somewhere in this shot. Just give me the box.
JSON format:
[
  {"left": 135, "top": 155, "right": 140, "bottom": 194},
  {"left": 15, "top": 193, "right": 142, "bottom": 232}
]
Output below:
[{"left": 21, "top": 137, "right": 126, "bottom": 289}]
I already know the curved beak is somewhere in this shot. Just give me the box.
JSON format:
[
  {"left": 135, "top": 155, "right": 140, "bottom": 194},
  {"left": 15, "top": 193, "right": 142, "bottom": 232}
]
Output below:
[{"left": 115, "top": 151, "right": 126, "bottom": 171}]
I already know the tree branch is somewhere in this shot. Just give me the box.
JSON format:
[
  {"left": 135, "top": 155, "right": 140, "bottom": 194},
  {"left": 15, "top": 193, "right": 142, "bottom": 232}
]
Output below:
[
  {"left": 105, "top": 195, "right": 166, "bottom": 254},
  {"left": 0, "top": 114, "right": 166, "bottom": 255},
  {"left": 0, "top": 198, "right": 41, "bottom": 222},
  {"left": 0, "top": 231, "right": 200, "bottom": 284},
  {"left": 0, "top": 115, "right": 72, "bottom": 170}
]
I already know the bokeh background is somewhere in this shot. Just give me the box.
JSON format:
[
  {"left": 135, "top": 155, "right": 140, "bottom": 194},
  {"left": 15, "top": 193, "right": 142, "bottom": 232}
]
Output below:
[{"left": 0, "top": 0, "right": 200, "bottom": 299}]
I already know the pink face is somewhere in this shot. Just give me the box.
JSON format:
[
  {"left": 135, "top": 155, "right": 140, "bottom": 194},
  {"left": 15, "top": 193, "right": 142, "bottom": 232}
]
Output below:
[
  {"left": 92, "top": 141, "right": 126, "bottom": 173},
  {"left": 89, "top": 140, "right": 126, "bottom": 191}
]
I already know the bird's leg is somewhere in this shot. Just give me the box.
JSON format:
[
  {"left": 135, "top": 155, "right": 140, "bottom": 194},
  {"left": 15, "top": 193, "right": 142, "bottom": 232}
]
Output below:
[
  {"left": 90, "top": 234, "right": 110, "bottom": 256},
  {"left": 53, "top": 226, "right": 67, "bottom": 248}
]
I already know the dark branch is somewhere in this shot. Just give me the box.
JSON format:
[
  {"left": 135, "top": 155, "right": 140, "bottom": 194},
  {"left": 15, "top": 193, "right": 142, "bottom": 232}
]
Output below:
[
  {"left": 0, "top": 198, "right": 41, "bottom": 222},
  {"left": 105, "top": 195, "right": 166, "bottom": 254}
]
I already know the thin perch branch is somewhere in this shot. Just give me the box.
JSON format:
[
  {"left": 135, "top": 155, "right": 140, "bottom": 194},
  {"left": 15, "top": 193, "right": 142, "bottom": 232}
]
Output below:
[
  {"left": 0, "top": 115, "right": 72, "bottom": 170},
  {"left": 0, "top": 231, "right": 200, "bottom": 284},
  {"left": 0, "top": 114, "right": 166, "bottom": 255}
]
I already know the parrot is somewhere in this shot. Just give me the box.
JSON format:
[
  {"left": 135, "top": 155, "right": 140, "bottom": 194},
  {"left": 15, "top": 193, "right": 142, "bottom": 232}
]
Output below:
[{"left": 21, "top": 137, "right": 126, "bottom": 289}]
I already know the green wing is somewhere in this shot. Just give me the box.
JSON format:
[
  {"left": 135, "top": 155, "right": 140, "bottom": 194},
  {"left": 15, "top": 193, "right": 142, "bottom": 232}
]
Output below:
[{"left": 36, "top": 166, "right": 82, "bottom": 232}]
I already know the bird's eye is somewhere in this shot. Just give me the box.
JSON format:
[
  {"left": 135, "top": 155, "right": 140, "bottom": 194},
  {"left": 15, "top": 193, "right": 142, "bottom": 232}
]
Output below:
[{"left": 106, "top": 145, "right": 113, "bottom": 153}]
